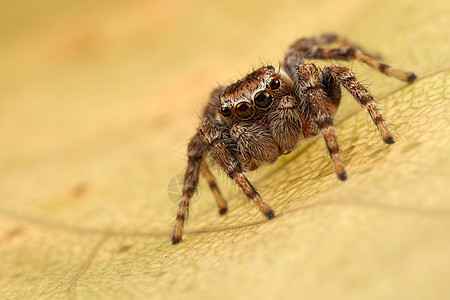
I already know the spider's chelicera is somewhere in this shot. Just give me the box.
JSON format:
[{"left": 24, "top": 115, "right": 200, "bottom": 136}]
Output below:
[{"left": 172, "top": 33, "right": 416, "bottom": 244}]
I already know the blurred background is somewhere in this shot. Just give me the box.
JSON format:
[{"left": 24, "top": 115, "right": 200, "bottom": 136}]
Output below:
[{"left": 0, "top": 0, "right": 449, "bottom": 299}]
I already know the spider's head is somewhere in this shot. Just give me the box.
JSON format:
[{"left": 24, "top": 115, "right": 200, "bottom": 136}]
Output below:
[{"left": 218, "top": 66, "right": 286, "bottom": 121}]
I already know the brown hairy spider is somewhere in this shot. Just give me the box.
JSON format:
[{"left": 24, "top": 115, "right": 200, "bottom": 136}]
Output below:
[{"left": 172, "top": 33, "right": 416, "bottom": 244}]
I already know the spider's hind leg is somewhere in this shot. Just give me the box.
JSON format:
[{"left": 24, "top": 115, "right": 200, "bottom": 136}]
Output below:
[{"left": 284, "top": 33, "right": 416, "bottom": 82}]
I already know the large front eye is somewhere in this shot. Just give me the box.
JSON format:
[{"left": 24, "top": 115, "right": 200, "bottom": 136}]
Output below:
[
  {"left": 254, "top": 91, "right": 272, "bottom": 109},
  {"left": 235, "top": 102, "right": 254, "bottom": 119}
]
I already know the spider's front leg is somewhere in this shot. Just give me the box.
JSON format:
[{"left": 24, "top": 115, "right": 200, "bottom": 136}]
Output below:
[
  {"left": 295, "top": 64, "right": 348, "bottom": 180},
  {"left": 171, "top": 134, "right": 228, "bottom": 245},
  {"left": 199, "top": 117, "right": 275, "bottom": 219},
  {"left": 172, "top": 87, "right": 230, "bottom": 244}
]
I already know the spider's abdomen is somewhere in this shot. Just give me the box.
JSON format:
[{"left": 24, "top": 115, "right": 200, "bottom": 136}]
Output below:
[{"left": 230, "top": 122, "right": 279, "bottom": 171}]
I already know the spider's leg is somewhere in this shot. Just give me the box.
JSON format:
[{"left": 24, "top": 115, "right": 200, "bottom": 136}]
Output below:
[
  {"left": 201, "top": 85, "right": 229, "bottom": 214},
  {"left": 323, "top": 65, "right": 394, "bottom": 144},
  {"left": 172, "top": 86, "right": 228, "bottom": 245},
  {"left": 284, "top": 33, "right": 416, "bottom": 82},
  {"left": 172, "top": 132, "right": 206, "bottom": 244},
  {"left": 200, "top": 159, "right": 228, "bottom": 214},
  {"left": 320, "top": 67, "right": 342, "bottom": 117},
  {"left": 199, "top": 117, "right": 274, "bottom": 219},
  {"left": 295, "top": 64, "right": 347, "bottom": 180}
]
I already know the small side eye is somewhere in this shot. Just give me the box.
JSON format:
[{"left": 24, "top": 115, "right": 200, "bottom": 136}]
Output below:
[
  {"left": 254, "top": 91, "right": 273, "bottom": 109},
  {"left": 221, "top": 106, "right": 232, "bottom": 117},
  {"left": 235, "top": 102, "right": 254, "bottom": 119},
  {"left": 269, "top": 79, "right": 280, "bottom": 90}
]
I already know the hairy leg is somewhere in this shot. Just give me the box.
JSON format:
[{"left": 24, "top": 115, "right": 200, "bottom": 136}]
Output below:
[
  {"left": 295, "top": 64, "right": 347, "bottom": 180},
  {"left": 200, "top": 159, "right": 228, "bottom": 214},
  {"left": 172, "top": 132, "right": 206, "bottom": 244},
  {"left": 172, "top": 86, "right": 226, "bottom": 244},
  {"left": 200, "top": 86, "right": 231, "bottom": 205},
  {"left": 320, "top": 68, "right": 342, "bottom": 117},
  {"left": 322, "top": 65, "right": 395, "bottom": 144},
  {"left": 284, "top": 33, "right": 416, "bottom": 82}
]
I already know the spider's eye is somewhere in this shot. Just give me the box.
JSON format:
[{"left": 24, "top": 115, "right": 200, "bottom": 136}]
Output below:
[
  {"left": 269, "top": 78, "right": 280, "bottom": 90},
  {"left": 221, "top": 106, "right": 232, "bottom": 117},
  {"left": 235, "top": 102, "right": 254, "bottom": 119},
  {"left": 254, "top": 91, "right": 272, "bottom": 109}
]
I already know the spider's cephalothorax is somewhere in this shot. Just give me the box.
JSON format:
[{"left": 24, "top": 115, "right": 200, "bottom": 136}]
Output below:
[{"left": 172, "top": 33, "right": 416, "bottom": 244}]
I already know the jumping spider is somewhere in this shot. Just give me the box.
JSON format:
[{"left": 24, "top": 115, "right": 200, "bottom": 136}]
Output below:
[{"left": 172, "top": 33, "right": 416, "bottom": 244}]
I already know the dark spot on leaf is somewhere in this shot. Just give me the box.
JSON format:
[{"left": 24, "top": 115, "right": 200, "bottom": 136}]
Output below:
[
  {"left": 401, "top": 142, "right": 421, "bottom": 153},
  {"left": 117, "top": 244, "right": 133, "bottom": 253},
  {"left": 6, "top": 227, "right": 24, "bottom": 241},
  {"left": 71, "top": 181, "right": 92, "bottom": 199}
]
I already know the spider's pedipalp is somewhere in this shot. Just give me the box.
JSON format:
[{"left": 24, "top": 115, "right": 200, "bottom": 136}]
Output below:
[{"left": 199, "top": 117, "right": 274, "bottom": 219}]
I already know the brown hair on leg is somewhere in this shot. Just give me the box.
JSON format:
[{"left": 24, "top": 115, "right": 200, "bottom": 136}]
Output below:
[
  {"left": 172, "top": 133, "right": 205, "bottom": 244},
  {"left": 295, "top": 64, "right": 347, "bottom": 180},
  {"left": 200, "top": 159, "right": 228, "bottom": 215},
  {"left": 284, "top": 33, "right": 416, "bottom": 82},
  {"left": 323, "top": 65, "right": 395, "bottom": 144}
]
